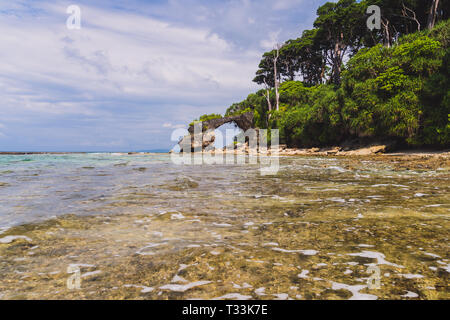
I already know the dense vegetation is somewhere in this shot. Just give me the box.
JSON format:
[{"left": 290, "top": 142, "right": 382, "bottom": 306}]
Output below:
[
  {"left": 195, "top": 0, "right": 450, "bottom": 148},
  {"left": 189, "top": 114, "right": 223, "bottom": 127}
]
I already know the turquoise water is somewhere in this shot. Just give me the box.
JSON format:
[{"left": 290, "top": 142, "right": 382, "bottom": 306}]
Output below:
[
  {"left": 0, "top": 153, "right": 173, "bottom": 229},
  {"left": 0, "top": 153, "right": 448, "bottom": 299}
]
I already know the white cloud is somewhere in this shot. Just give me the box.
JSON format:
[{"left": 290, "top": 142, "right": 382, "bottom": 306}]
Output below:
[
  {"left": 260, "top": 31, "right": 282, "bottom": 50},
  {"left": 0, "top": 0, "right": 325, "bottom": 150},
  {"left": 163, "top": 123, "right": 186, "bottom": 129},
  {"left": 0, "top": 2, "right": 260, "bottom": 115},
  {"left": 273, "top": 0, "right": 306, "bottom": 10}
]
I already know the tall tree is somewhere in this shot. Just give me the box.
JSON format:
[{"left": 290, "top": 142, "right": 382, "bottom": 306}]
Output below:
[
  {"left": 362, "top": 0, "right": 428, "bottom": 47},
  {"left": 253, "top": 44, "right": 285, "bottom": 112},
  {"left": 283, "top": 29, "right": 325, "bottom": 86},
  {"left": 254, "top": 52, "right": 275, "bottom": 88},
  {"left": 314, "top": 0, "right": 366, "bottom": 85},
  {"left": 273, "top": 44, "right": 283, "bottom": 111},
  {"left": 427, "top": 0, "right": 440, "bottom": 29},
  {"left": 253, "top": 52, "right": 275, "bottom": 113}
]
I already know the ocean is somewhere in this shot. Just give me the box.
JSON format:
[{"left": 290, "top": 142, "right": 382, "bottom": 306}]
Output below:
[{"left": 0, "top": 153, "right": 448, "bottom": 299}]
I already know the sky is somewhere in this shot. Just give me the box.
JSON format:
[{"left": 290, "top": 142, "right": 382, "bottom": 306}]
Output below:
[{"left": 0, "top": 0, "right": 328, "bottom": 152}]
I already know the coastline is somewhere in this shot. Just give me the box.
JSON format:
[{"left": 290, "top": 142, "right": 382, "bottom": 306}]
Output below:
[
  {"left": 274, "top": 147, "right": 450, "bottom": 157},
  {"left": 186, "top": 145, "right": 450, "bottom": 158},
  {"left": 2, "top": 149, "right": 449, "bottom": 171},
  {"left": 2, "top": 147, "right": 449, "bottom": 158},
  {"left": 179, "top": 145, "right": 450, "bottom": 171}
]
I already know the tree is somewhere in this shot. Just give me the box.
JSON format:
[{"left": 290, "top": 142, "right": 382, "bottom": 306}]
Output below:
[
  {"left": 342, "top": 21, "right": 448, "bottom": 145},
  {"left": 402, "top": 3, "right": 421, "bottom": 32},
  {"left": 253, "top": 44, "right": 285, "bottom": 112},
  {"left": 314, "top": 0, "right": 366, "bottom": 85},
  {"left": 283, "top": 29, "right": 325, "bottom": 86},
  {"left": 362, "top": 0, "right": 429, "bottom": 47},
  {"left": 253, "top": 52, "right": 275, "bottom": 113},
  {"left": 223, "top": 3, "right": 449, "bottom": 149},
  {"left": 273, "top": 44, "right": 283, "bottom": 111},
  {"left": 427, "top": 0, "right": 440, "bottom": 29}
]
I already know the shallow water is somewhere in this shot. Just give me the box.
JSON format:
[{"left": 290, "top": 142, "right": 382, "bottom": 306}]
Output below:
[{"left": 0, "top": 154, "right": 448, "bottom": 300}]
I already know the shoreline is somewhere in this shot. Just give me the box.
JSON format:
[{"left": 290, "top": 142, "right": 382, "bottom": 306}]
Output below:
[
  {"left": 175, "top": 147, "right": 450, "bottom": 171},
  {"left": 2, "top": 148, "right": 449, "bottom": 158},
  {"left": 185, "top": 146, "right": 450, "bottom": 158},
  {"left": 277, "top": 147, "right": 450, "bottom": 157}
]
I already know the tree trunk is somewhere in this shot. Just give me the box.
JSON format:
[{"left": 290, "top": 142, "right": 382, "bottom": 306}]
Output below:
[
  {"left": 264, "top": 89, "right": 272, "bottom": 112},
  {"left": 381, "top": 19, "right": 391, "bottom": 48},
  {"left": 263, "top": 88, "right": 272, "bottom": 124},
  {"left": 427, "top": 0, "right": 440, "bottom": 30},
  {"left": 402, "top": 4, "right": 421, "bottom": 31},
  {"left": 273, "top": 45, "right": 281, "bottom": 111},
  {"left": 262, "top": 78, "right": 272, "bottom": 113},
  {"left": 331, "top": 38, "right": 343, "bottom": 85}
]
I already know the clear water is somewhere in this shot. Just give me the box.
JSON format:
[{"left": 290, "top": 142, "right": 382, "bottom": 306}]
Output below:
[
  {"left": 0, "top": 153, "right": 448, "bottom": 300},
  {"left": 0, "top": 153, "right": 172, "bottom": 229}
]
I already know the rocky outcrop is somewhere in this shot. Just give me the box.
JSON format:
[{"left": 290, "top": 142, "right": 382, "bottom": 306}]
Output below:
[
  {"left": 179, "top": 130, "right": 216, "bottom": 152},
  {"left": 273, "top": 143, "right": 398, "bottom": 156},
  {"left": 180, "top": 113, "right": 254, "bottom": 152},
  {"left": 340, "top": 145, "right": 387, "bottom": 156},
  {"left": 187, "top": 112, "right": 254, "bottom": 134}
]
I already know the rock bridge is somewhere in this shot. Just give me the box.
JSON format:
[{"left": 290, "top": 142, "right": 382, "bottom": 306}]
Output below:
[
  {"left": 180, "top": 112, "right": 254, "bottom": 152},
  {"left": 187, "top": 112, "right": 254, "bottom": 134}
]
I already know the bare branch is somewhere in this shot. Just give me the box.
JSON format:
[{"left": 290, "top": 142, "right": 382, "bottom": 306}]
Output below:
[{"left": 402, "top": 3, "right": 421, "bottom": 31}]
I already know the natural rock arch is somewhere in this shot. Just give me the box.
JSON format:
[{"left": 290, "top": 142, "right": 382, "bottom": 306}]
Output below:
[
  {"left": 180, "top": 112, "right": 254, "bottom": 152},
  {"left": 187, "top": 112, "right": 254, "bottom": 134}
]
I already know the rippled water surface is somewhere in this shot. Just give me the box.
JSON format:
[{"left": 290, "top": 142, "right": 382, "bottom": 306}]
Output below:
[{"left": 0, "top": 153, "right": 448, "bottom": 300}]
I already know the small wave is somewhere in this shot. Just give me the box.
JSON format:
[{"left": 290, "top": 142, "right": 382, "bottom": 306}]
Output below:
[
  {"left": 0, "top": 226, "right": 11, "bottom": 235},
  {"left": 114, "top": 163, "right": 128, "bottom": 167},
  {"left": 160, "top": 281, "right": 211, "bottom": 292},
  {"left": 331, "top": 282, "right": 378, "bottom": 300},
  {"left": 0, "top": 235, "right": 32, "bottom": 244},
  {"left": 212, "top": 293, "right": 252, "bottom": 300}
]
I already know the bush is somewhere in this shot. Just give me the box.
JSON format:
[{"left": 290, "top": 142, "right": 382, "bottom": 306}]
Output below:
[
  {"left": 208, "top": 19, "right": 450, "bottom": 148},
  {"left": 189, "top": 114, "right": 223, "bottom": 126},
  {"left": 342, "top": 22, "right": 449, "bottom": 146}
]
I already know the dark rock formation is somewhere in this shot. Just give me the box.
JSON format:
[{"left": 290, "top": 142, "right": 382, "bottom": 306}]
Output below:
[
  {"left": 180, "top": 112, "right": 254, "bottom": 152},
  {"left": 188, "top": 112, "right": 254, "bottom": 134}
]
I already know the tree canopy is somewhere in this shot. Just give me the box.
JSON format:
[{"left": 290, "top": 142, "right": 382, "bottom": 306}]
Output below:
[{"left": 193, "top": 0, "right": 450, "bottom": 148}]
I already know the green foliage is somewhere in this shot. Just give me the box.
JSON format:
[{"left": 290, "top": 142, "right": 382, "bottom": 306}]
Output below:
[
  {"left": 189, "top": 114, "right": 223, "bottom": 126},
  {"left": 225, "top": 90, "right": 269, "bottom": 128},
  {"left": 229, "top": 20, "right": 449, "bottom": 148},
  {"left": 276, "top": 85, "right": 346, "bottom": 147},
  {"left": 252, "top": 0, "right": 449, "bottom": 88},
  {"left": 281, "top": 29, "right": 325, "bottom": 86},
  {"left": 191, "top": 1, "right": 450, "bottom": 149},
  {"left": 279, "top": 81, "right": 312, "bottom": 106},
  {"left": 375, "top": 67, "right": 409, "bottom": 93},
  {"left": 342, "top": 22, "right": 449, "bottom": 145}
]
